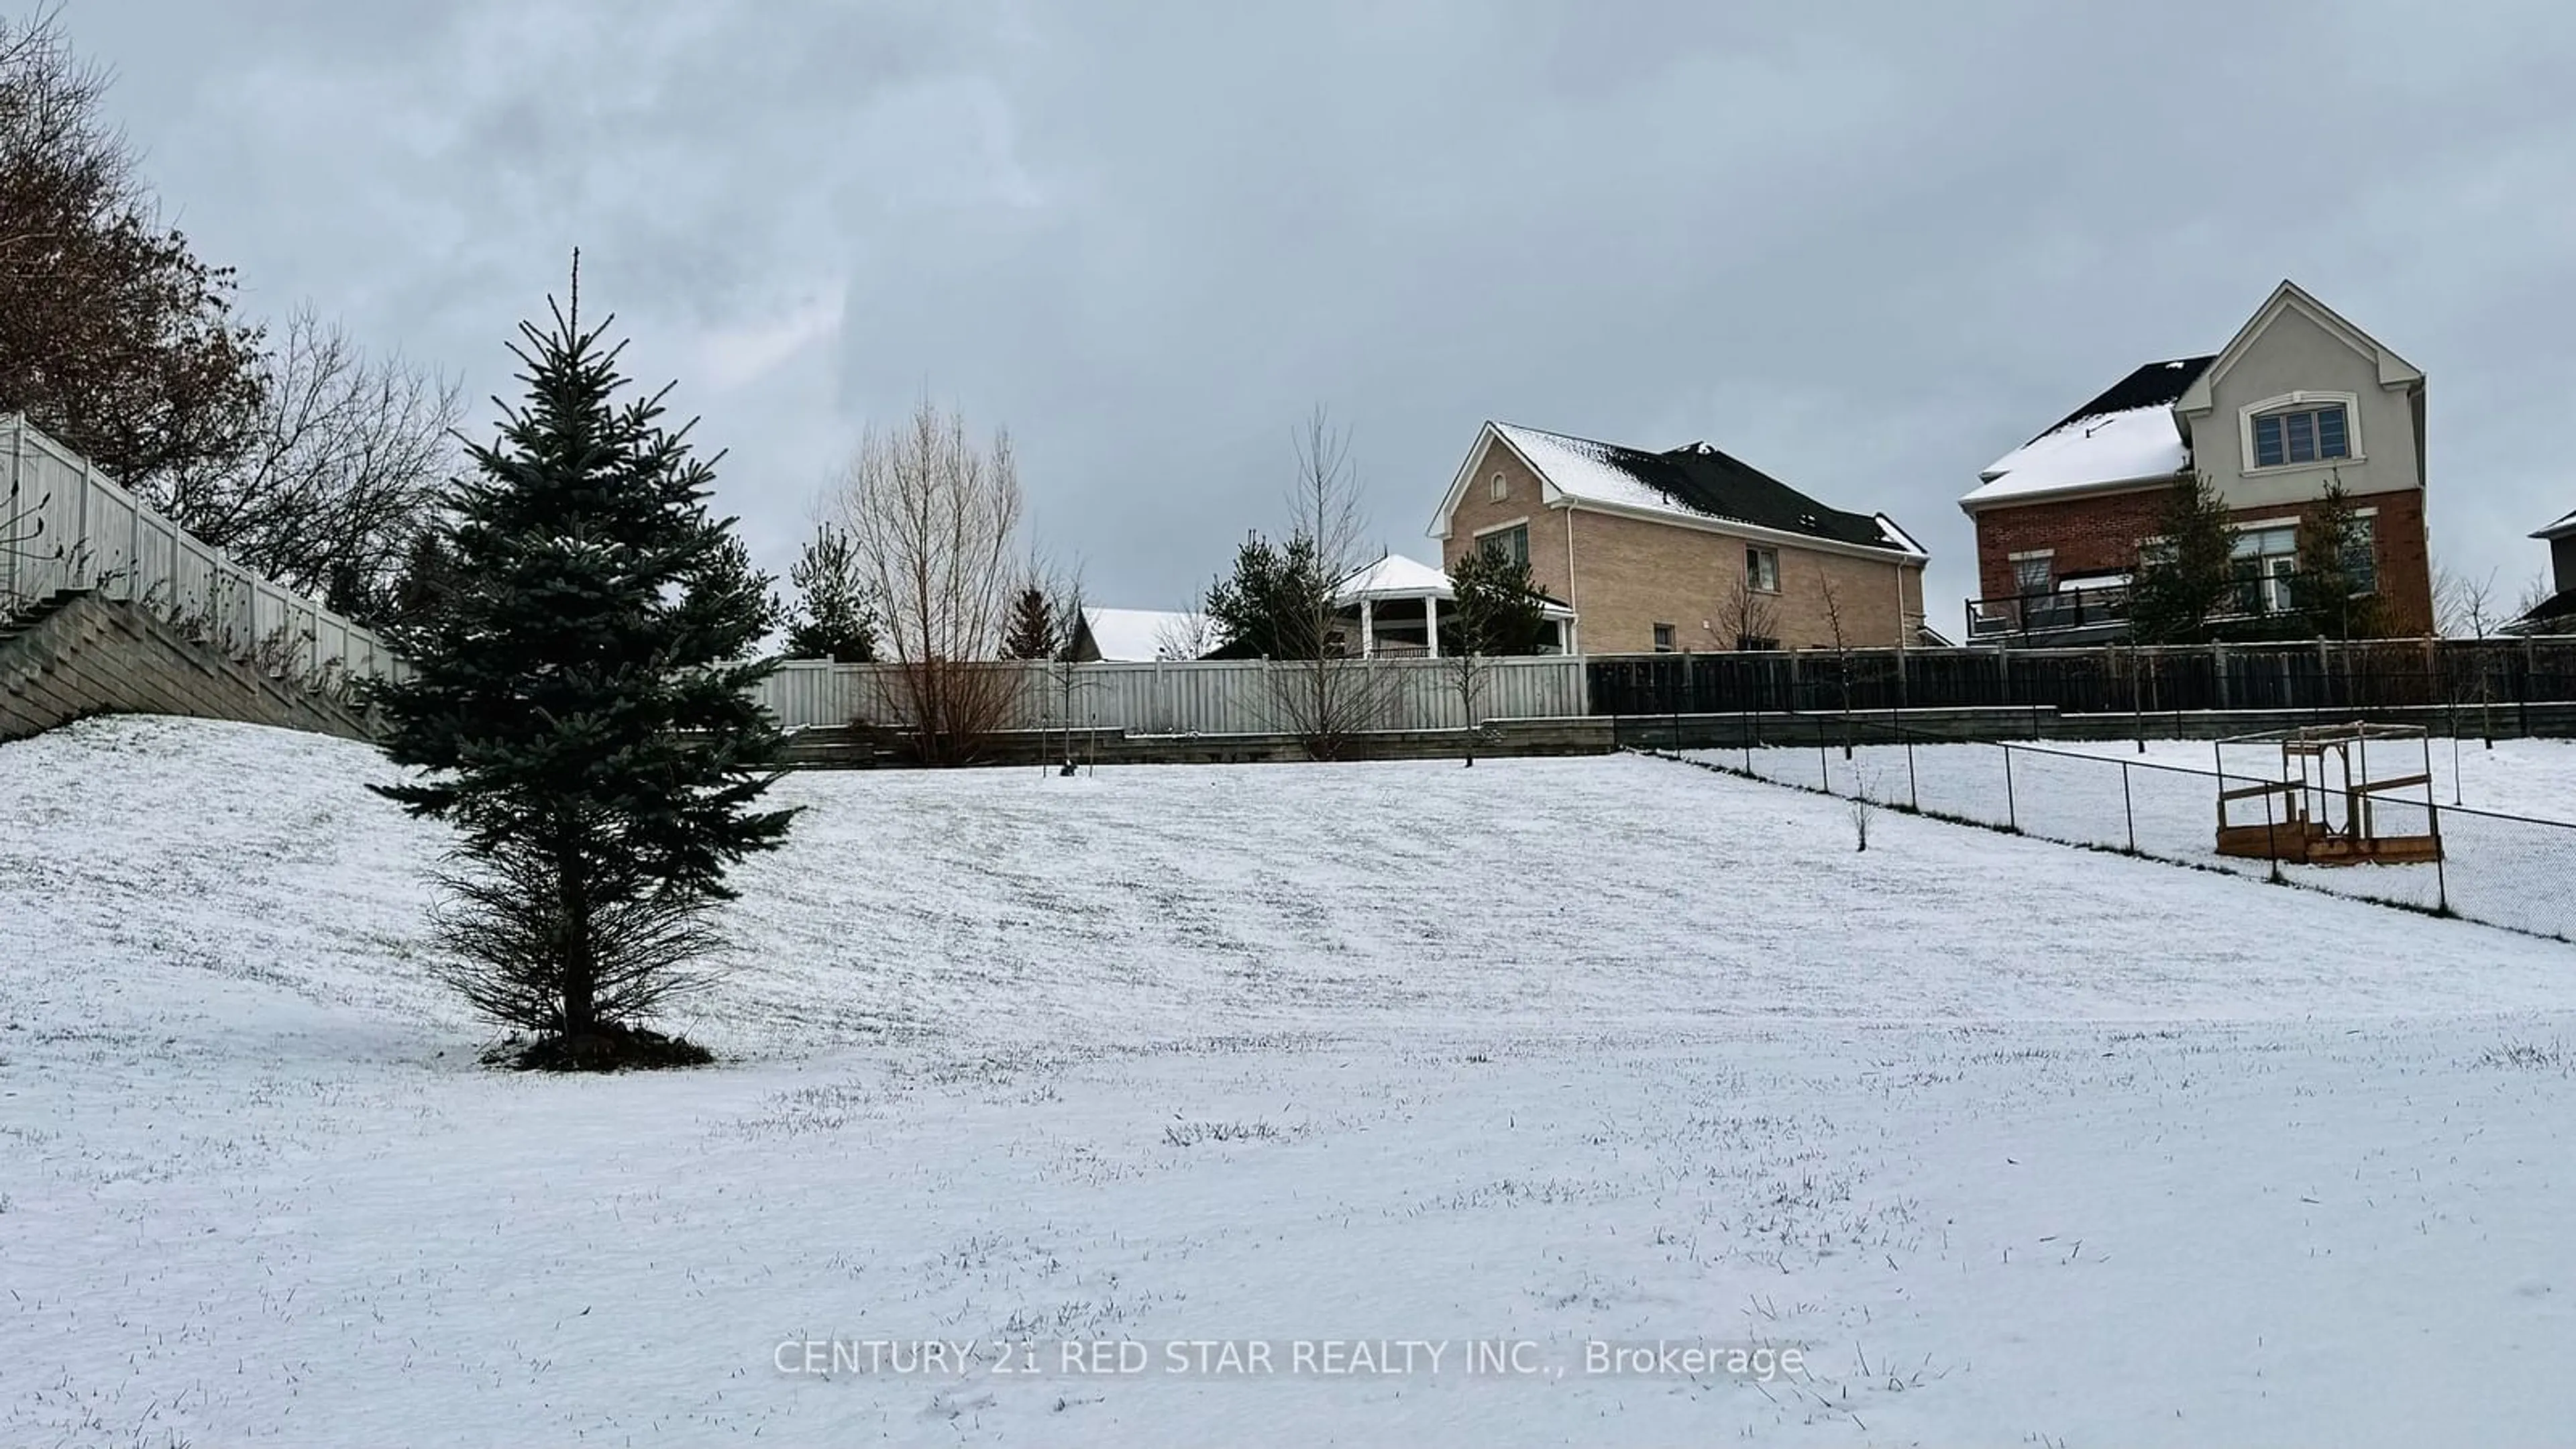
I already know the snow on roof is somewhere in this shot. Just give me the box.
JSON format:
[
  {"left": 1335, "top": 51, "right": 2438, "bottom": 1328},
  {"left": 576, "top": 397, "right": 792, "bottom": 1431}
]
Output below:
[
  {"left": 1962, "top": 357, "right": 2212, "bottom": 508},
  {"left": 1493, "top": 423, "right": 1686, "bottom": 518},
  {"left": 1335, "top": 553, "right": 1454, "bottom": 600},
  {"left": 1080, "top": 607, "right": 1203, "bottom": 661},
  {"left": 1962, "top": 405, "right": 2188, "bottom": 506},
  {"left": 1492, "top": 423, "right": 1918, "bottom": 553},
  {"left": 2534, "top": 508, "right": 2576, "bottom": 541},
  {"left": 1332, "top": 553, "right": 1576, "bottom": 616}
]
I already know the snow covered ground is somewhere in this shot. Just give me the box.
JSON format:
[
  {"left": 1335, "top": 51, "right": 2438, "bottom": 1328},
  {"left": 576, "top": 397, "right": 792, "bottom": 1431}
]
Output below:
[
  {"left": 5, "top": 716, "right": 2576, "bottom": 1446},
  {"left": 1688, "top": 736, "right": 2576, "bottom": 940}
]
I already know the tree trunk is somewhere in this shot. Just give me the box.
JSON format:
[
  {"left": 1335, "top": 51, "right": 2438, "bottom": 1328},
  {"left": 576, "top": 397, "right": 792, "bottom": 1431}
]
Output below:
[{"left": 556, "top": 843, "right": 597, "bottom": 1038}]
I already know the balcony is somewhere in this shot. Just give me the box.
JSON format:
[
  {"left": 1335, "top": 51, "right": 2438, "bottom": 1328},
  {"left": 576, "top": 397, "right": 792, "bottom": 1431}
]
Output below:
[
  {"left": 1965, "top": 580, "right": 2131, "bottom": 641},
  {"left": 1968, "top": 569, "right": 2387, "bottom": 644}
]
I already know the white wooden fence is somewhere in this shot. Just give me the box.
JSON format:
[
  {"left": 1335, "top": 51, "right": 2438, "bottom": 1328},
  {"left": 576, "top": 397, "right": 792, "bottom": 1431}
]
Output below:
[
  {"left": 757, "top": 655, "right": 1591, "bottom": 734},
  {"left": 2, "top": 416, "right": 405, "bottom": 684}
]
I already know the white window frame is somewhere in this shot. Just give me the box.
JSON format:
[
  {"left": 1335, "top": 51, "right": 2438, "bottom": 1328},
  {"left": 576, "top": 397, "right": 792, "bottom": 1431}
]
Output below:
[
  {"left": 1473, "top": 517, "right": 1531, "bottom": 566},
  {"left": 1651, "top": 623, "right": 1677, "bottom": 653},
  {"left": 1746, "top": 545, "right": 1781, "bottom": 594},
  {"left": 1488, "top": 470, "right": 1509, "bottom": 501},
  {"left": 2227, "top": 519, "right": 2321, "bottom": 616},
  {"left": 2237, "top": 390, "right": 2363, "bottom": 477},
  {"left": 2008, "top": 548, "right": 2054, "bottom": 596}
]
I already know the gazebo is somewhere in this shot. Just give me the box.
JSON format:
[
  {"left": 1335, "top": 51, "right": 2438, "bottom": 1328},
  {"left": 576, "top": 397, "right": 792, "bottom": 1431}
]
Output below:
[{"left": 1334, "top": 553, "right": 1576, "bottom": 657}]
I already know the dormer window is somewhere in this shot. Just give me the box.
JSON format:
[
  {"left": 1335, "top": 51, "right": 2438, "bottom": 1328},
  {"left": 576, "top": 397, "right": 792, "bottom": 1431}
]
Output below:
[{"left": 2252, "top": 404, "right": 2350, "bottom": 468}]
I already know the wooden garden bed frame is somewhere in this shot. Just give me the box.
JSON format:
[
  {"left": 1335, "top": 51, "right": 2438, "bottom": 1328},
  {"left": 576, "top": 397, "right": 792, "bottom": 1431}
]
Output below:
[{"left": 2213, "top": 722, "right": 2445, "bottom": 866}]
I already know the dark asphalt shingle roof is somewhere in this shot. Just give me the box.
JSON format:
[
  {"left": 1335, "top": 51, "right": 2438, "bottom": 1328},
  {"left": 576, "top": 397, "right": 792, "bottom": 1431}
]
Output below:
[
  {"left": 2033, "top": 355, "right": 2217, "bottom": 441},
  {"left": 1497, "top": 423, "right": 1906, "bottom": 552}
]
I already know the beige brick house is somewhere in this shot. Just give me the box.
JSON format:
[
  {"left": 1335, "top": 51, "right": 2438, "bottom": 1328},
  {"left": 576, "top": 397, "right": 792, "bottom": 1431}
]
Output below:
[
  {"left": 1428, "top": 422, "right": 1930, "bottom": 655},
  {"left": 1960, "top": 280, "right": 2434, "bottom": 641}
]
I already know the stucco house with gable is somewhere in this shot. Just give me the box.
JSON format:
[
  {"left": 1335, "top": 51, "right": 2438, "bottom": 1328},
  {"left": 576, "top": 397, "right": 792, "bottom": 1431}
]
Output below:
[
  {"left": 1960, "top": 280, "right": 2433, "bottom": 641},
  {"left": 1430, "top": 421, "right": 1931, "bottom": 655}
]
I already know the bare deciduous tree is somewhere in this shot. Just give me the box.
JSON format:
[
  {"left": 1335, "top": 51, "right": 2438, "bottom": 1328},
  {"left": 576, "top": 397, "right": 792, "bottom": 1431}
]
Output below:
[
  {"left": 1265, "top": 407, "right": 1390, "bottom": 758},
  {"left": 1846, "top": 761, "right": 1880, "bottom": 852},
  {"left": 834, "top": 398, "right": 1025, "bottom": 763},
  {"left": 1819, "top": 573, "right": 1855, "bottom": 714},
  {"left": 1709, "top": 570, "right": 1778, "bottom": 653},
  {"left": 2, "top": 13, "right": 448, "bottom": 625},
  {"left": 1018, "top": 554, "right": 1098, "bottom": 772},
  {"left": 148, "top": 308, "right": 460, "bottom": 621},
  {"left": 0, "top": 6, "right": 266, "bottom": 487},
  {"left": 2435, "top": 564, "right": 2508, "bottom": 749},
  {"left": 2434, "top": 564, "right": 2493, "bottom": 640},
  {"left": 2516, "top": 573, "right": 2555, "bottom": 622},
  {"left": 1151, "top": 607, "right": 1221, "bottom": 661}
]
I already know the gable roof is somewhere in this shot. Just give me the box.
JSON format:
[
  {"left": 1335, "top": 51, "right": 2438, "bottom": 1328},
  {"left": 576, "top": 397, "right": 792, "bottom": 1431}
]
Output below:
[
  {"left": 1436, "top": 421, "right": 1920, "bottom": 557},
  {"left": 1961, "top": 357, "right": 2211, "bottom": 508},
  {"left": 2176, "top": 279, "right": 2422, "bottom": 419},
  {"left": 1966, "top": 281, "right": 2424, "bottom": 514}
]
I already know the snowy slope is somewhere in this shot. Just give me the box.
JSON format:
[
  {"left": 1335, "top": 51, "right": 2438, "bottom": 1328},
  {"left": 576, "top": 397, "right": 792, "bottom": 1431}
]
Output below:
[{"left": 5, "top": 717, "right": 2576, "bottom": 1446}]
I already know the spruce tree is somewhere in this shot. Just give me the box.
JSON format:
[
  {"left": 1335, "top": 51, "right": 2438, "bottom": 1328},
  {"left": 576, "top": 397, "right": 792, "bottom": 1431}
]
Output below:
[
  {"left": 2127, "top": 472, "right": 2239, "bottom": 644},
  {"left": 1000, "top": 583, "right": 1057, "bottom": 659},
  {"left": 1203, "top": 531, "right": 1329, "bottom": 657},
  {"left": 371, "top": 276, "right": 794, "bottom": 1065},
  {"left": 2288, "top": 476, "right": 2389, "bottom": 639},
  {"left": 1447, "top": 546, "right": 1550, "bottom": 657},
  {"left": 783, "top": 523, "right": 878, "bottom": 661}
]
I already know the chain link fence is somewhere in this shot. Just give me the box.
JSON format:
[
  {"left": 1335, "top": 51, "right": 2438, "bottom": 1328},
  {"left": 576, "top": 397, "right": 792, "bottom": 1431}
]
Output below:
[{"left": 1646, "top": 715, "right": 2576, "bottom": 943}]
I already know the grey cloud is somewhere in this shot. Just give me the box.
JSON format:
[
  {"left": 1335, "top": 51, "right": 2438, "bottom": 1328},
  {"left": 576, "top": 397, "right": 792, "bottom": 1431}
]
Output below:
[{"left": 67, "top": 0, "right": 2576, "bottom": 621}]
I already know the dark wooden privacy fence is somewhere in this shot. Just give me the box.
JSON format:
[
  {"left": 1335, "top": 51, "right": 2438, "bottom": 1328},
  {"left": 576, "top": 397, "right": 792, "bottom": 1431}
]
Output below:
[{"left": 1588, "top": 639, "right": 2576, "bottom": 719}]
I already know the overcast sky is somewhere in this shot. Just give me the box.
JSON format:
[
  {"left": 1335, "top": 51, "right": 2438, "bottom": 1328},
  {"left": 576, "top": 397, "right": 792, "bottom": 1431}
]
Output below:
[{"left": 71, "top": 0, "right": 2576, "bottom": 629}]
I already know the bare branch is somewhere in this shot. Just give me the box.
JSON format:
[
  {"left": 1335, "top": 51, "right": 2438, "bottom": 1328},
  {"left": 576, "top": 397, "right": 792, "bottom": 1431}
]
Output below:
[
  {"left": 1265, "top": 405, "right": 1392, "bottom": 757},
  {"left": 144, "top": 308, "right": 461, "bottom": 620},
  {"left": 1151, "top": 608, "right": 1222, "bottom": 661},
  {"left": 832, "top": 398, "right": 1026, "bottom": 761}
]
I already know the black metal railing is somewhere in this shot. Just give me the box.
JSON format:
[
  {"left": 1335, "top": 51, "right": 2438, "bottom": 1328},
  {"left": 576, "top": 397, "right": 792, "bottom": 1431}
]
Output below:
[
  {"left": 1965, "top": 582, "right": 2130, "bottom": 640},
  {"left": 1966, "top": 570, "right": 2402, "bottom": 643}
]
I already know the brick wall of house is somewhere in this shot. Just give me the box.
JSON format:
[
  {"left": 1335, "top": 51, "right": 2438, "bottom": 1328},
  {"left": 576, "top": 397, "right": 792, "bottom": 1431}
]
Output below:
[
  {"left": 2358, "top": 486, "right": 2434, "bottom": 637},
  {"left": 1968, "top": 478, "right": 2435, "bottom": 637},
  {"left": 1439, "top": 435, "right": 1925, "bottom": 653},
  {"left": 1440, "top": 436, "right": 1574, "bottom": 608},
  {"left": 1560, "top": 510, "right": 1921, "bottom": 653},
  {"left": 1970, "top": 484, "right": 2174, "bottom": 600}
]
